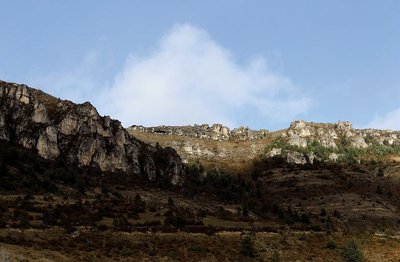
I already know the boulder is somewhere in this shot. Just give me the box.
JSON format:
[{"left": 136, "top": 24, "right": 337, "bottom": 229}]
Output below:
[
  {"left": 328, "top": 153, "right": 340, "bottom": 162},
  {"left": 286, "top": 151, "right": 307, "bottom": 165}
]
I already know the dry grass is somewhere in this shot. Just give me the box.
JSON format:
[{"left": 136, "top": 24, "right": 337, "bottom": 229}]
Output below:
[
  {"left": 129, "top": 130, "right": 277, "bottom": 173},
  {"left": 1, "top": 228, "right": 400, "bottom": 261}
]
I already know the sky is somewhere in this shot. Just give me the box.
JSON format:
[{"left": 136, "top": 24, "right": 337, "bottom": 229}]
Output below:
[{"left": 0, "top": 1, "right": 399, "bottom": 130}]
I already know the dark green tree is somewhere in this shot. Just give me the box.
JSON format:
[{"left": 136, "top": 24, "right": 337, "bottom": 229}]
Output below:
[
  {"left": 320, "top": 208, "right": 327, "bottom": 217},
  {"left": 377, "top": 167, "right": 384, "bottom": 177},
  {"left": 240, "top": 232, "right": 256, "bottom": 257},
  {"left": 133, "top": 193, "right": 146, "bottom": 213},
  {"left": 167, "top": 196, "right": 175, "bottom": 208}
]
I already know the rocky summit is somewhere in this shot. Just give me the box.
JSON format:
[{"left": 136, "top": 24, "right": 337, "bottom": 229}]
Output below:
[{"left": 0, "top": 80, "right": 185, "bottom": 185}]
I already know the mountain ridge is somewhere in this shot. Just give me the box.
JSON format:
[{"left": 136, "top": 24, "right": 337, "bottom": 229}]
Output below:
[
  {"left": 0, "top": 80, "right": 185, "bottom": 185},
  {"left": 128, "top": 120, "right": 400, "bottom": 173}
]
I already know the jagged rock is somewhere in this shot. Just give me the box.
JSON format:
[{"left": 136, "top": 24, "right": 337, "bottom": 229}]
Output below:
[
  {"left": 37, "top": 126, "right": 60, "bottom": 159},
  {"left": 77, "top": 137, "right": 97, "bottom": 166},
  {"left": 0, "top": 111, "right": 7, "bottom": 140},
  {"left": 328, "top": 153, "right": 340, "bottom": 162},
  {"left": 266, "top": 149, "right": 320, "bottom": 165},
  {"left": 4, "top": 84, "right": 32, "bottom": 104},
  {"left": 210, "top": 124, "right": 230, "bottom": 140},
  {"left": 142, "top": 156, "right": 157, "bottom": 181},
  {"left": 160, "top": 147, "right": 184, "bottom": 185},
  {"left": 231, "top": 126, "right": 268, "bottom": 141},
  {"left": 32, "top": 103, "right": 49, "bottom": 123},
  {"left": 348, "top": 135, "right": 368, "bottom": 148},
  {"left": 0, "top": 80, "right": 186, "bottom": 185},
  {"left": 284, "top": 120, "right": 400, "bottom": 150},
  {"left": 267, "top": 148, "right": 282, "bottom": 158},
  {"left": 307, "top": 152, "right": 319, "bottom": 164},
  {"left": 286, "top": 151, "right": 307, "bottom": 165}
]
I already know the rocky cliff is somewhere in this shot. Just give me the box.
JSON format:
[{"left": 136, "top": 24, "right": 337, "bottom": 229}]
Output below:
[
  {"left": 128, "top": 120, "right": 400, "bottom": 171},
  {"left": 0, "top": 80, "right": 185, "bottom": 185}
]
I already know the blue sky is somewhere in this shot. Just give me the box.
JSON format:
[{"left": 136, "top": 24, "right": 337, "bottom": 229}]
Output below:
[{"left": 1, "top": 1, "right": 399, "bottom": 130}]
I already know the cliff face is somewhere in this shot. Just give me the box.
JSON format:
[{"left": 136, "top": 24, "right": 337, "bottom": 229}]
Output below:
[{"left": 0, "top": 81, "right": 185, "bottom": 185}]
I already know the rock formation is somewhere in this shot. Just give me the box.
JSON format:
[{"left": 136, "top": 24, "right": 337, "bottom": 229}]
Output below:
[
  {"left": 129, "top": 120, "right": 400, "bottom": 170},
  {"left": 129, "top": 124, "right": 269, "bottom": 141},
  {"left": 0, "top": 80, "right": 185, "bottom": 185},
  {"left": 283, "top": 120, "right": 399, "bottom": 149},
  {"left": 131, "top": 120, "right": 399, "bottom": 148}
]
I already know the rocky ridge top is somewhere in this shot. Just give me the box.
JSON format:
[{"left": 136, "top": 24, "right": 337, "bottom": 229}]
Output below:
[
  {"left": 129, "top": 120, "right": 400, "bottom": 170},
  {"left": 130, "top": 120, "right": 400, "bottom": 148},
  {"left": 129, "top": 124, "right": 269, "bottom": 141},
  {"left": 0, "top": 80, "right": 185, "bottom": 185},
  {"left": 283, "top": 120, "right": 399, "bottom": 149}
]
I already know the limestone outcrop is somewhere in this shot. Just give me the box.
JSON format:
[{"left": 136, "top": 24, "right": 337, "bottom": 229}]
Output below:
[
  {"left": 129, "top": 124, "right": 269, "bottom": 141},
  {"left": 131, "top": 120, "right": 400, "bottom": 148},
  {"left": 0, "top": 80, "right": 185, "bottom": 185},
  {"left": 283, "top": 120, "right": 399, "bottom": 149}
]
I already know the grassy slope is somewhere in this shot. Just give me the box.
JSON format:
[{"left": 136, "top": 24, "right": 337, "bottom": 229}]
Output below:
[{"left": 1, "top": 140, "right": 400, "bottom": 260}]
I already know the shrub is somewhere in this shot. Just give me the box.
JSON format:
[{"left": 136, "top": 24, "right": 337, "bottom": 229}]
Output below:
[
  {"left": 301, "top": 213, "right": 311, "bottom": 224},
  {"left": 320, "top": 208, "right": 327, "bottom": 217},
  {"left": 164, "top": 211, "right": 186, "bottom": 227},
  {"left": 326, "top": 239, "right": 337, "bottom": 249},
  {"left": 113, "top": 216, "right": 129, "bottom": 228},
  {"left": 167, "top": 196, "right": 175, "bottom": 208},
  {"left": 271, "top": 251, "right": 281, "bottom": 262},
  {"left": 333, "top": 210, "right": 341, "bottom": 218},
  {"left": 13, "top": 209, "right": 29, "bottom": 228},
  {"left": 341, "top": 239, "right": 364, "bottom": 262},
  {"left": 133, "top": 193, "right": 146, "bottom": 213},
  {"left": 188, "top": 245, "right": 210, "bottom": 253},
  {"left": 376, "top": 185, "right": 383, "bottom": 195},
  {"left": 240, "top": 231, "right": 256, "bottom": 257},
  {"left": 377, "top": 167, "right": 384, "bottom": 177},
  {"left": 242, "top": 206, "right": 249, "bottom": 217}
]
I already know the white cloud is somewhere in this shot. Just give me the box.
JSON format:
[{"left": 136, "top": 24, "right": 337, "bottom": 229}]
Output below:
[
  {"left": 29, "top": 51, "right": 100, "bottom": 104},
  {"left": 101, "top": 23, "right": 311, "bottom": 127},
  {"left": 367, "top": 108, "right": 400, "bottom": 130}
]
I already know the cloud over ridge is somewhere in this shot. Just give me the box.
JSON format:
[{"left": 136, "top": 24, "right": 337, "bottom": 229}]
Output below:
[
  {"left": 103, "top": 23, "right": 311, "bottom": 128},
  {"left": 367, "top": 108, "right": 400, "bottom": 130}
]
